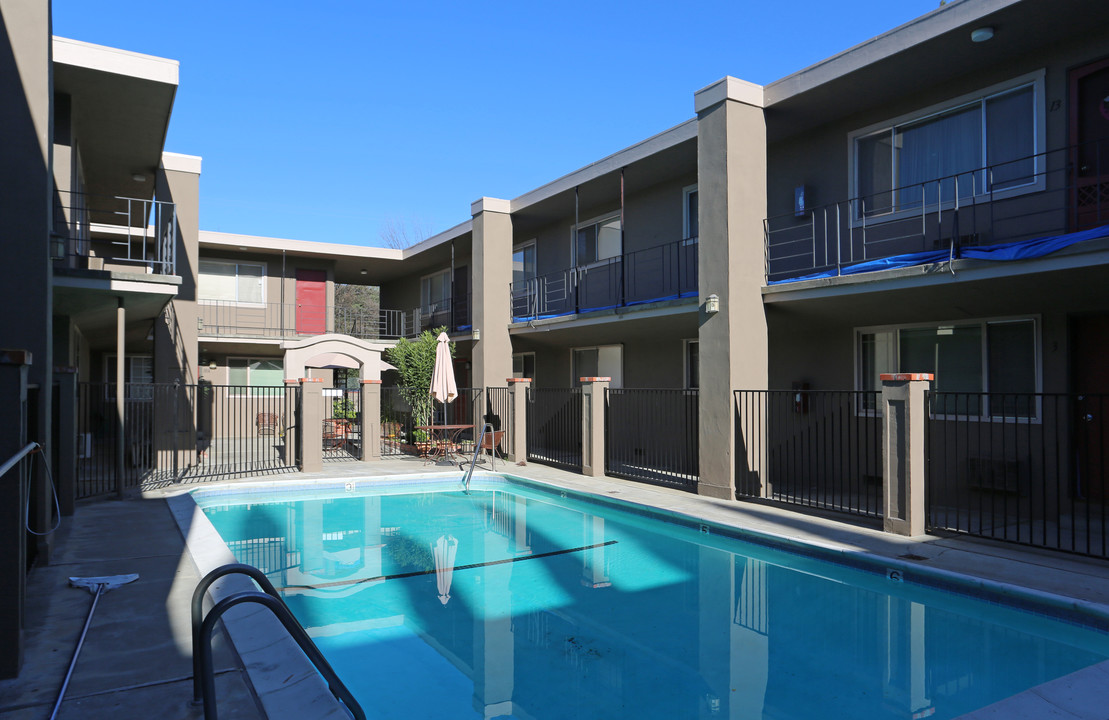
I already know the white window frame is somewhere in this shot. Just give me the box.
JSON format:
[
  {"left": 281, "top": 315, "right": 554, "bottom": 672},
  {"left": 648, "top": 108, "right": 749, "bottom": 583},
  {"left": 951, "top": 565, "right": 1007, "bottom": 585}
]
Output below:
[
  {"left": 103, "top": 355, "right": 153, "bottom": 399},
  {"left": 420, "top": 268, "right": 451, "bottom": 313},
  {"left": 682, "top": 184, "right": 699, "bottom": 242},
  {"left": 848, "top": 70, "right": 1047, "bottom": 224},
  {"left": 510, "top": 241, "right": 536, "bottom": 286},
  {"left": 570, "top": 212, "right": 622, "bottom": 268},
  {"left": 854, "top": 315, "right": 1042, "bottom": 421},
  {"left": 512, "top": 352, "right": 536, "bottom": 384},
  {"left": 683, "top": 339, "right": 698, "bottom": 390},
  {"left": 198, "top": 259, "right": 267, "bottom": 306},
  {"left": 226, "top": 357, "right": 285, "bottom": 397}
]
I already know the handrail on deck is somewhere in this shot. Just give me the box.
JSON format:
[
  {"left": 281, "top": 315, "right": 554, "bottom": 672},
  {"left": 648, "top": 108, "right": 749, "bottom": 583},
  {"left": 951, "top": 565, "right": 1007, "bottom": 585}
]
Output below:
[
  {"left": 192, "top": 563, "right": 365, "bottom": 720},
  {"left": 0, "top": 442, "right": 39, "bottom": 480}
]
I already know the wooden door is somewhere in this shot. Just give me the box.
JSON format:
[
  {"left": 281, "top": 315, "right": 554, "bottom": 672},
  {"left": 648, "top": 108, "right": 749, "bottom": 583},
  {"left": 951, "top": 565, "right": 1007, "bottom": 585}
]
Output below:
[
  {"left": 1069, "top": 58, "right": 1109, "bottom": 230},
  {"left": 295, "top": 269, "right": 327, "bottom": 335},
  {"left": 1073, "top": 315, "right": 1109, "bottom": 500}
]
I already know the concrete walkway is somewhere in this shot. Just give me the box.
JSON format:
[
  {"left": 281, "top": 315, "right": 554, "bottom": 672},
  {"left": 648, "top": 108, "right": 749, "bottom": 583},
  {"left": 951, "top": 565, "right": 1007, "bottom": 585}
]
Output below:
[{"left": 4, "top": 453, "right": 1109, "bottom": 719}]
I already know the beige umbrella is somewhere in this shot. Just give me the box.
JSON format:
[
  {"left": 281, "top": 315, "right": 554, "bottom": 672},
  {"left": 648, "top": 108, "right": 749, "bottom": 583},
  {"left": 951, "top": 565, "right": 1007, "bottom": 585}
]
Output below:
[
  {"left": 433, "top": 535, "right": 459, "bottom": 605},
  {"left": 429, "top": 331, "right": 457, "bottom": 423}
]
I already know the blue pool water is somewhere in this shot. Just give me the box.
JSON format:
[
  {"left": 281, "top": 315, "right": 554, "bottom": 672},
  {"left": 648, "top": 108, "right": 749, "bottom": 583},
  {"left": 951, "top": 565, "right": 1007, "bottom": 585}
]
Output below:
[{"left": 196, "top": 475, "right": 1109, "bottom": 719}]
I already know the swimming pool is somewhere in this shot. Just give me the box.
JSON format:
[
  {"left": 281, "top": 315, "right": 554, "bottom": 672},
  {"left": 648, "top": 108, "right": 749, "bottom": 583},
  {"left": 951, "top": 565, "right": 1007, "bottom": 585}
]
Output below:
[{"left": 193, "top": 473, "right": 1109, "bottom": 719}]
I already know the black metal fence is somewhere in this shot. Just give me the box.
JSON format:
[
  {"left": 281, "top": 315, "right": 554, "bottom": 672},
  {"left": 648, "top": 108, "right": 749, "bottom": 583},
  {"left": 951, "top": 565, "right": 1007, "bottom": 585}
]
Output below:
[
  {"left": 605, "top": 388, "right": 698, "bottom": 489},
  {"left": 927, "top": 392, "right": 1109, "bottom": 558},
  {"left": 485, "top": 387, "right": 512, "bottom": 460},
  {"left": 380, "top": 387, "right": 416, "bottom": 456},
  {"left": 379, "top": 386, "right": 484, "bottom": 457},
  {"left": 527, "top": 388, "right": 582, "bottom": 470},
  {"left": 734, "top": 390, "right": 884, "bottom": 518},
  {"left": 76, "top": 382, "right": 297, "bottom": 498},
  {"left": 323, "top": 388, "right": 362, "bottom": 462}
]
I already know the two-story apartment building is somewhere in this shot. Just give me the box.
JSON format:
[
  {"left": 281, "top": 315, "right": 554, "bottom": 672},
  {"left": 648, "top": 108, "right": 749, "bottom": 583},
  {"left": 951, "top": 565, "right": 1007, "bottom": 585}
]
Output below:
[{"left": 5, "top": 0, "right": 1109, "bottom": 680}]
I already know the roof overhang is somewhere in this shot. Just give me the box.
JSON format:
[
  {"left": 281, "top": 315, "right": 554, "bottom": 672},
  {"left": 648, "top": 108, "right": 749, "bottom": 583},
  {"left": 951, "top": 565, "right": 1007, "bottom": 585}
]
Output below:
[{"left": 52, "top": 37, "right": 178, "bottom": 201}]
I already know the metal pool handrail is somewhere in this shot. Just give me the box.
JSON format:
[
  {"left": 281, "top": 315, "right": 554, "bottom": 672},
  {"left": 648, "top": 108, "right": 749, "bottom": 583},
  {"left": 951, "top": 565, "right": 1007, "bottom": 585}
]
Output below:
[
  {"left": 461, "top": 423, "right": 495, "bottom": 493},
  {"left": 0, "top": 442, "right": 38, "bottom": 480},
  {"left": 192, "top": 564, "right": 365, "bottom": 720}
]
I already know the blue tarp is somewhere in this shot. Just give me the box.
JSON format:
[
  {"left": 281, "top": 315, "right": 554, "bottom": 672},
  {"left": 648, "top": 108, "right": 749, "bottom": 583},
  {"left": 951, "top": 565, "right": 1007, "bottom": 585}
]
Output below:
[{"left": 769, "top": 225, "right": 1109, "bottom": 285}]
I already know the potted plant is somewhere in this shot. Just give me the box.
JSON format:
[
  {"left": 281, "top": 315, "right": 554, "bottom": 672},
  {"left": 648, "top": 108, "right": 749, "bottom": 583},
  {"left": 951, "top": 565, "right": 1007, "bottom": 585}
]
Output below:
[{"left": 412, "top": 428, "right": 431, "bottom": 457}]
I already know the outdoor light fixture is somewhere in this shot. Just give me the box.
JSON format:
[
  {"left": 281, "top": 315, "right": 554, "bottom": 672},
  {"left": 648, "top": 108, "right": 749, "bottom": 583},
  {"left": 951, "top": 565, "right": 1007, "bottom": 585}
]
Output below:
[
  {"left": 360, "top": 269, "right": 368, "bottom": 275},
  {"left": 705, "top": 294, "right": 720, "bottom": 314},
  {"left": 971, "top": 27, "right": 994, "bottom": 42},
  {"left": 131, "top": 173, "right": 146, "bottom": 182},
  {"left": 208, "top": 360, "right": 217, "bottom": 370},
  {"left": 473, "top": 328, "right": 481, "bottom": 341}
]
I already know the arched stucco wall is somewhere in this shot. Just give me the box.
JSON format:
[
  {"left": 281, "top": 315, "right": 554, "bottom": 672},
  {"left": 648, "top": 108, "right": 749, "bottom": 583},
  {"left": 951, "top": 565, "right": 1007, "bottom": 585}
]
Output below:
[{"left": 280, "top": 334, "right": 392, "bottom": 382}]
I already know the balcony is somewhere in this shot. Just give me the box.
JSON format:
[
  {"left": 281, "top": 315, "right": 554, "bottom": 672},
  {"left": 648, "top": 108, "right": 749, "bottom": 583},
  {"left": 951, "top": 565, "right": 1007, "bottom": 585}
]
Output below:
[
  {"left": 197, "top": 296, "right": 471, "bottom": 342},
  {"left": 52, "top": 191, "right": 177, "bottom": 276},
  {"left": 764, "top": 141, "right": 1109, "bottom": 284},
  {"left": 511, "top": 237, "right": 698, "bottom": 322}
]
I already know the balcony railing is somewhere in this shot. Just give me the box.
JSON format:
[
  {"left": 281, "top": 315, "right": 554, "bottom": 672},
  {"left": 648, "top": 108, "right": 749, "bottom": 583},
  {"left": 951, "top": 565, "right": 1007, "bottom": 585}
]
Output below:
[
  {"left": 764, "top": 140, "right": 1109, "bottom": 284},
  {"left": 51, "top": 190, "right": 177, "bottom": 275},
  {"left": 198, "top": 301, "right": 407, "bottom": 340},
  {"left": 400, "top": 293, "right": 472, "bottom": 337},
  {"left": 197, "top": 298, "right": 471, "bottom": 341},
  {"left": 511, "top": 236, "right": 698, "bottom": 322}
]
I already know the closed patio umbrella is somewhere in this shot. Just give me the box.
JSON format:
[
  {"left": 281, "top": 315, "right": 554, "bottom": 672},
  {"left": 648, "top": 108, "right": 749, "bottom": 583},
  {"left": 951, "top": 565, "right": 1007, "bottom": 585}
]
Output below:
[
  {"left": 433, "top": 534, "right": 458, "bottom": 606},
  {"left": 430, "top": 331, "right": 457, "bottom": 422}
]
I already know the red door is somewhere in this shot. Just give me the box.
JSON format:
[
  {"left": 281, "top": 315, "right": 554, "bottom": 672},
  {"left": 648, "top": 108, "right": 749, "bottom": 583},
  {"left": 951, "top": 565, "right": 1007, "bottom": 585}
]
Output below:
[
  {"left": 1074, "top": 315, "right": 1109, "bottom": 500},
  {"left": 296, "top": 269, "right": 327, "bottom": 335},
  {"left": 1069, "top": 58, "right": 1109, "bottom": 230}
]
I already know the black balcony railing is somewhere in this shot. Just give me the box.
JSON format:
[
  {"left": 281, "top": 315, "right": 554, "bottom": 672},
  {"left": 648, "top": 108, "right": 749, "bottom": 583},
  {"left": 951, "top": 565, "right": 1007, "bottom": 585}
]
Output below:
[
  {"left": 765, "top": 139, "right": 1109, "bottom": 284},
  {"left": 402, "top": 293, "right": 472, "bottom": 337},
  {"left": 511, "top": 237, "right": 698, "bottom": 322},
  {"left": 197, "top": 301, "right": 407, "bottom": 340},
  {"left": 52, "top": 190, "right": 177, "bottom": 275}
]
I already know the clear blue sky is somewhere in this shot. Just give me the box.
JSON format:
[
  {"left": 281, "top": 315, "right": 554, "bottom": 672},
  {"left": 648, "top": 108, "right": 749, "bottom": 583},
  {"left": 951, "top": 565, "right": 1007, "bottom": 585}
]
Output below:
[{"left": 53, "top": 0, "right": 942, "bottom": 247}]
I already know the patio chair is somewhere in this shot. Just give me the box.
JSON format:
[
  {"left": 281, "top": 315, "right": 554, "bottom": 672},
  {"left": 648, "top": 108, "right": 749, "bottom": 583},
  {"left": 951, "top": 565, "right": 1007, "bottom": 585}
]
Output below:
[
  {"left": 323, "top": 419, "right": 348, "bottom": 450},
  {"left": 257, "top": 412, "right": 280, "bottom": 436},
  {"left": 478, "top": 430, "right": 506, "bottom": 466}
]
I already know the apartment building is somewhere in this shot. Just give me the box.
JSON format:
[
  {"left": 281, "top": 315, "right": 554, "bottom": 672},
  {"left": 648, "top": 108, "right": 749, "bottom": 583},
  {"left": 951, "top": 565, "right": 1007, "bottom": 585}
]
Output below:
[{"left": 3, "top": 0, "right": 1109, "bottom": 678}]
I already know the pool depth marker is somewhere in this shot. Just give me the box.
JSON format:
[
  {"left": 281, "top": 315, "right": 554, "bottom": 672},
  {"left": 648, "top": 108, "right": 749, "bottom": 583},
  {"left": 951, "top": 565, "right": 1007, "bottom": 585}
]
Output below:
[{"left": 275, "top": 540, "right": 618, "bottom": 591}]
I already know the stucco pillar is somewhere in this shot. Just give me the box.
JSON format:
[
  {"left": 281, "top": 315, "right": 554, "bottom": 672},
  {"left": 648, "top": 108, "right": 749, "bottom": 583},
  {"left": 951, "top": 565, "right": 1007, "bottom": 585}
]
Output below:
[
  {"left": 283, "top": 379, "right": 299, "bottom": 468},
  {"left": 361, "top": 380, "right": 381, "bottom": 461},
  {"left": 471, "top": 198, "right": 514, "bottom": 393},
  {"left": 694, "top": 77, "right": 768, "bottom": 501},
  {"left": 506, "top": 378, "right": 530, "bottom": 463},
  {"left": 299, "top": 378, "right": 324, "bottom": 472},
  {"left": 54, "top": 367, "right": 78, "bottom": 516},
  {"left": 881, "top": 373, "right": 932, "bottom": 536},
  {"left": 580, "top": 377, "right": 609, "bottom": 477},
  {"left": 0, "top": 350, "right": 30, "bottom": 678}
]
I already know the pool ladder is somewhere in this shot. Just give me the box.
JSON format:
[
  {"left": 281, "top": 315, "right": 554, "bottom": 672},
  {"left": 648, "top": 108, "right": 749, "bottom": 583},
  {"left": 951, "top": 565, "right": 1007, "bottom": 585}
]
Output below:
[
  {"left": 191, "top": 563, "right": 366, "bottom": 720},
  {"left": 461, "top": 423, "right": 497, "bottom": 493}
]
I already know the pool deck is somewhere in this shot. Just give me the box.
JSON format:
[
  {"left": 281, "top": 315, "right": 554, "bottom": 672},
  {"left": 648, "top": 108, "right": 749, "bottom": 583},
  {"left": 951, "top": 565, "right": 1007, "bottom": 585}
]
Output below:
[{"left": 4, "top": 455, "right": 1109, "bottom": 719}]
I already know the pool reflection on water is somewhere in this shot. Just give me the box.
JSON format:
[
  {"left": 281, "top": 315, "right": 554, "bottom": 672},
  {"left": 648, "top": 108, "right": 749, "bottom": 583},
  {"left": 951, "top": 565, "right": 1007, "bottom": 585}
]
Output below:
[{"left": 198, "top": 481, "right": 1109, "bottom": 720}]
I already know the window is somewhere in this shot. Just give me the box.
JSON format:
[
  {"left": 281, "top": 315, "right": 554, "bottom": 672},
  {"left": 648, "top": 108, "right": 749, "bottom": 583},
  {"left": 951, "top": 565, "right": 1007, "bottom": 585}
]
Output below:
[
  {"left": 512, "top": 352, "right": 535, "bottom": 382},
  {"left": 103, "top": 355, "right": 153, "bottom": 399},
  {"left": 228, "top": 357, "right": 284, "bottom": 396},
  {"left": 199, "top": 261, "right": 265, "bottom": 304},
  {"left": 513, "top": 242, "right": 536, "bottom": 287},
  {"left": 683, "top": 185, "right": 699, "bottom": 240},
  {"left": 684, "top": 340, "right": 699, "bottom": 389},
  {"left": 420, "top": 269, "right": 451, "bottom": 313},
  {"left": 571, "top": 345, "right": 622, "bottom": 388},
  {"left": 572, "top": 214, "right": 622, "bottom": 266},
  {"left": 852, "top": 75, "right": 1041, "bottom": 217},
  {"left": 857, "top": 318, "right": 1038, "bottom": 417}
]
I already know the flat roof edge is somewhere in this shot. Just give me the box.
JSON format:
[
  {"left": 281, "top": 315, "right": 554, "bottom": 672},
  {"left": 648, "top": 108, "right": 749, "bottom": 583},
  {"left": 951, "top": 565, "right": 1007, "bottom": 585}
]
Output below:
[
  {"left": 509, "top": 118, "right": 698, "bottom": 212},
  {"left": 198, "top": 230, "right": 404, "bottom": 260},
  {"left": 763, "top": 0, "right": 1021, "bottom": 106},
  {"left": 52, "top": 36, "right": 179, "bottom": 86}
]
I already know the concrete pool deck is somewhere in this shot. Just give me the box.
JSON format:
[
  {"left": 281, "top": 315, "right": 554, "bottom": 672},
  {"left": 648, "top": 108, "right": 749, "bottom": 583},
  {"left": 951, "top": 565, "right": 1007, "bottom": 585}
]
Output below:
[{"left": 4, "top": 455, "right": 1109, "bottom": 719}]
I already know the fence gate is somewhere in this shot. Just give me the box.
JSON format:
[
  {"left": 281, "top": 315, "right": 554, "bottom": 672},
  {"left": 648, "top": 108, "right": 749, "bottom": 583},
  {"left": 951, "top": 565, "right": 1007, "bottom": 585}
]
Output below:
[
  {"left": 323, "top": 387, "right": 362, "bottom": 462},
  {"left": 605, "top": 388, "right": 698, "bottom": 489},
  {"left": 526, "top": 387, "right": 582, "bottom": 470},
  {"left": 77, "top": 382, "right": 298, "bottom": 498}
]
